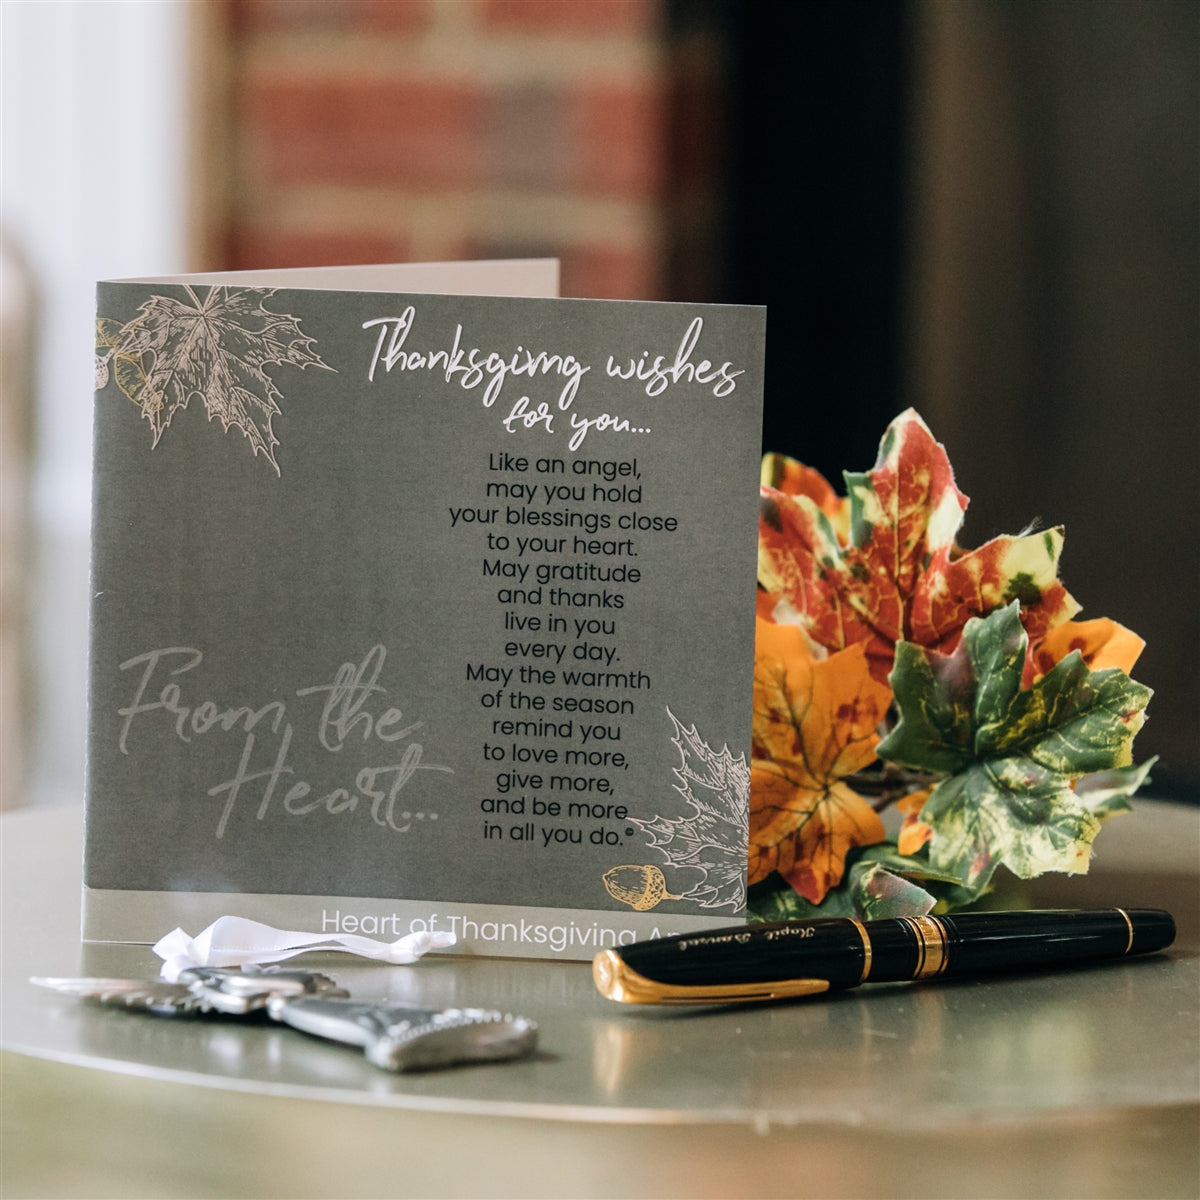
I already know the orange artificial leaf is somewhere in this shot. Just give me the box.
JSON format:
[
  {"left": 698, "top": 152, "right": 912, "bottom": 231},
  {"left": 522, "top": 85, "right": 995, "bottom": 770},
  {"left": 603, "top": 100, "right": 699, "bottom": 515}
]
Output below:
[
  {"left": 749, "top": 618, "right": 892, "bottom": 903},
  {"left": 750, "top": 768, "right": 886, "bottom": 903},
  {"left": 759, "top": 409, "right": 1081, "bottom": 683},
  {"left": 1027, "top": 618, "right": 1145, "bottom": 684},
  {"left": 896, "top": 788, "right": 934, "bottom": 857},
  {"left": 756, "top": 586, "right": 781, "bottom": 621}
]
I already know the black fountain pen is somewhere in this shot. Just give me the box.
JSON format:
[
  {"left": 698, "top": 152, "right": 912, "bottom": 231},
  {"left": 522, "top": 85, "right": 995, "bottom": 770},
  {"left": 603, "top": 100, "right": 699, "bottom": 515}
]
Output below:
[{"left": 592, "top": 908, "right": 1176, "bottom": 1005}]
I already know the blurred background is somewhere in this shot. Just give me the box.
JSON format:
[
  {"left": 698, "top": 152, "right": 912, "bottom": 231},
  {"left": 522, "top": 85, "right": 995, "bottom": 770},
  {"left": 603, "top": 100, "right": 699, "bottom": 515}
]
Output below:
[{"left": 1, "top": 0, "right": 1196, "bottom": 811}]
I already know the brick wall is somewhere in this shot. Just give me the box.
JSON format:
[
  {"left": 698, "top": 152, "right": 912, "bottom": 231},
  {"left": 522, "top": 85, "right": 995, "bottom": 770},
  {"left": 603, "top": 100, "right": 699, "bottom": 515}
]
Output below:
[{"left": 204, "top": 0, "right": 722, "bottom": 301}]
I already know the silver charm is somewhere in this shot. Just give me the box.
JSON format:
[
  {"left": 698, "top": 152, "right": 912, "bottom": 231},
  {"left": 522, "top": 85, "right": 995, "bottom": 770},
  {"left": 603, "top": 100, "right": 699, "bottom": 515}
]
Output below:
[
  {"left": 30, "top": 976, "right": 213, "bottom": 1016},
  {"left": 32, "top": 965, "right": 347, "bottom": 1018},
  {"left": 32, "top": 970, "right": 538, "bottom": 1073},
  {"left": 271, "top": 997, "right": 539, "bottom": 1072},
  {"left": 178, "top": 966, "right": 348, "bottom": 1014}
]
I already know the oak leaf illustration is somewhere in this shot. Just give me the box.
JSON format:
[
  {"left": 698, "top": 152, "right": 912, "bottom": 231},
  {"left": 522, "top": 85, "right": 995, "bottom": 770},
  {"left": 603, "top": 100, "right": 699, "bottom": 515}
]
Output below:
[
  {"left": 758, "top": 409, "right": 1080, "bottom": 682},
  {"left": 749, "top": 618, "right": 892, "bottom": 904},
  {"left": 95, "top": 286, "right": 333, "bottom": 473},
  {"left": 877, "top": 602, "right": 1152, "bottom": 893},
  {"left": 625, "top": 709, "right": 750, "bottom": 910}
]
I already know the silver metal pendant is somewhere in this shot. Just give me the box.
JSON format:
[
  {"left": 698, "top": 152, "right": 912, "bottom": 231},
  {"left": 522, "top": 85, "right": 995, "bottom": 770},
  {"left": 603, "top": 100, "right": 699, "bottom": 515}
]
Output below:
[
  {"left": 178, "top": 965, "right": 348, "bottom": 1014},
  {"left": 32, "top": 965, "right": 347, "bottom": 1017},
  {"left": 31, "top": 968, "right": 538, "bottom": 1072},
  {"left": 30, "top": 976, "right": 214, "bottom": 1016},
  {"left": 270, "top": 997, "right": 539, "bottom": 1072}
]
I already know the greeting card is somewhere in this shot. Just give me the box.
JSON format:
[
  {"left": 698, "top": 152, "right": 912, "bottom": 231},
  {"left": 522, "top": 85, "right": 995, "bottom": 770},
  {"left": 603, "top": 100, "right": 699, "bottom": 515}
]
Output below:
[{"left": 84, "top": 260, "right": 765, "bottom": 959}]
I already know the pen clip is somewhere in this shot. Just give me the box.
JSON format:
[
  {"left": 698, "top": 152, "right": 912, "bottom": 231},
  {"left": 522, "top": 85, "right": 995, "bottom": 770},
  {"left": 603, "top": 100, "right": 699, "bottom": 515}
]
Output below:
[{"left": 592, "top": 950, "right": 831, "bottom": 1005}]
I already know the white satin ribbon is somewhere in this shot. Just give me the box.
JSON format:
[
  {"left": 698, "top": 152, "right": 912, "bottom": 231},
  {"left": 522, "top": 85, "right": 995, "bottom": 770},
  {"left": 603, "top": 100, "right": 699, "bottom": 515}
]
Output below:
[{"left": 153, "top": 915, "right": 456, "bottom": 982}]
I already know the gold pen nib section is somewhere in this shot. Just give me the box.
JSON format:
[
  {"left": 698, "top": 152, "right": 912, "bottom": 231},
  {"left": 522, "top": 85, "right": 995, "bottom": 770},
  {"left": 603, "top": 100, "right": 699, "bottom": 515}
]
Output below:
[{"left": 592, "top": 949, "right": 831, "bottom": 1005}]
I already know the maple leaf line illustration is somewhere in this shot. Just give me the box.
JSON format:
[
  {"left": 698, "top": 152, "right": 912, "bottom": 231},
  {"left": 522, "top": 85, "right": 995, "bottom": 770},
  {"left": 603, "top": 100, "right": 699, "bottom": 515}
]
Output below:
[
  {"left": 628, "top": 708, "right": 750, "bottom": 910},
  {"left": 99, "top": 285, "right": 334, "bottom": 474}
]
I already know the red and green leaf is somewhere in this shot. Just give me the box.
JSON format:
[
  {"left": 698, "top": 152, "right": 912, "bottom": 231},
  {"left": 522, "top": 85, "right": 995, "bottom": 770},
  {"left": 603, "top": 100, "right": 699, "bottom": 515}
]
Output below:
[
  {"left": 760, "top": 451, "right": 850, "bottom": 541},
  {"left": 759, "top": 409, "right": 1080, "bottom": 682}
]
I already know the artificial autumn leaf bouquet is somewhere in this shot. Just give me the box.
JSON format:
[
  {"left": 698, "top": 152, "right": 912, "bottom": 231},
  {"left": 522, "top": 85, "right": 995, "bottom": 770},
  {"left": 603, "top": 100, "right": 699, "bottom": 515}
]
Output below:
[{"left": 748, "top": 408, "right": 1154, "bottom": 922}]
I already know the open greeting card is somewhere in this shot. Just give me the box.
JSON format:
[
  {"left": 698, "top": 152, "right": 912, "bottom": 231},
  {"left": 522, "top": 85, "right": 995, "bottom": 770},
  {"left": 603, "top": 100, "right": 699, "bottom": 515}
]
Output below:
[{"left": 84, "top": 260, "right": 765, "bottom": 959}]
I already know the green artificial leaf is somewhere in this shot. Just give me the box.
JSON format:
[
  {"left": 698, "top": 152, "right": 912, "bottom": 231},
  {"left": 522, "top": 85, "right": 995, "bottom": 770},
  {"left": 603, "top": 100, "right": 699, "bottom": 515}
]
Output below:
[
  {"left": 847, "top": 844, "right": 984, "bottom": 914},
  {"left": 1074, "top": 757, "right": 1157, "bottom": 819},
  {"left": 747, "top": 872, "right": 831, "bottom": 921},
  {"left": 747, "top": 854, "right": 939, "bottom": 923},
  {"left": 877, "top": 603, "right": 1152, "bottom": 893},
  {"left": 848, "top": 861, "right": 939, "bottom": 920},
  {"left": 850, "top": 842, "right": 972, "bottom": 887}
]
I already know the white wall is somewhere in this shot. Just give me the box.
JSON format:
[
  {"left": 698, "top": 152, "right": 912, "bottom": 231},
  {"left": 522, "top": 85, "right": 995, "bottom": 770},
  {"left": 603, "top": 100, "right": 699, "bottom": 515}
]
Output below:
[{"left": 1, "top": 0, "right": 191, "bottom": 804}]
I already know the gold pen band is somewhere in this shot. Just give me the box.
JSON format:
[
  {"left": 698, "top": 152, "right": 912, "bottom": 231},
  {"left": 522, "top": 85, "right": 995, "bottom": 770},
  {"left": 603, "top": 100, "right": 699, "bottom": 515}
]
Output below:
[
  {"left": 592, "top": 949, "right": 831, "bottom": 1005},
  {"left": 850, "top": 918, "right": 872, "bottom": 984},
  {"left": 1115, "top": 907, "right": 1134, "bottom": 954},
  {"left": 899, "top": 915, "right": 950, "bottom": 980}
]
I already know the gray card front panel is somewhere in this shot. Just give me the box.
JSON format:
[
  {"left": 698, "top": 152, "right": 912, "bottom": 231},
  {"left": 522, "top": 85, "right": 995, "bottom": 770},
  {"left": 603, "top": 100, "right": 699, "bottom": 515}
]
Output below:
[{"left": 86, "top": 285, "right": 765, "bottom": 923}]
